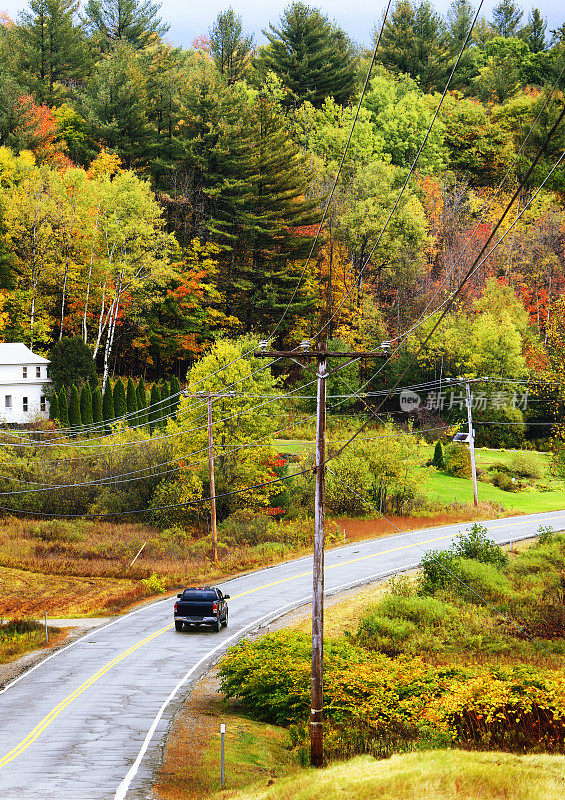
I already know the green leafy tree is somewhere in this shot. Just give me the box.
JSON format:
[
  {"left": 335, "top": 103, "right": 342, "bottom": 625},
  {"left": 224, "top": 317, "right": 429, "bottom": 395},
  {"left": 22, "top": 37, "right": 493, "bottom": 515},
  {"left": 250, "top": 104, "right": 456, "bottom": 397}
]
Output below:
[
  {"left": 49, "top": 391, "right": 59, "bottom": 422},
  {"left": 178, "top": 338, "right": 279, "bottom": 519},
  {"left": 16, "top": 0, "right": 90, "bottom": 103},
  {"left": 376, "top": 0, "right": 452, "bottom": 92},
  {"left": 258, "top": 2, "right": 357, "bottom": 108},
  {"left": 475, "top": 36, "right": 529, "bottom": 102},
  {"left": 126, "top": 376, "right": 137, "bottom": 423},
  {"left": 102, "top": 381, "right": 114, "bottom": 423},
  {"left": 48, "top": 337, "right": 97, "bottom": 393},
  {"left": 159, "top": 379, "right": 170, "bottom": 428},
  {"left": 80, "top": 382, "right": 93, "bottom": 426},
  {"left": 58, "top": 386, "right": 69, "bottom": 427},
  {"left": 136, "top": 377, "right": 148, "bottom": 427},
  {"left": 84, "top": 0, "right": 169, "bottom": 49},
  {"left": 113, "top": 377, "right": 126, "bottom": 417},
  {"left": 148, "top": 383, "right": 160, "bottom": 434},
  {"left": 492, "top": 0, "right": 523, "bottom": 38},
  {"left": 68, "top": 383, "right": 81, "bottom": 427},
  {"left": 92, "top": 385, "right": 103, "bottom": 423},
  {"left": 210, "top": 8, "right": 253, "bottom": 84}
]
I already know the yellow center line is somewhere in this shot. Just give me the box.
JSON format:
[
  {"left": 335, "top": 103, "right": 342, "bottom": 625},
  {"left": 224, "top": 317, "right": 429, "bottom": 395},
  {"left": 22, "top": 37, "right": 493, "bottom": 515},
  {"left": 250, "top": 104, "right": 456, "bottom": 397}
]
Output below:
[{"left": 1, "top": 517, "right": 552, "bottom": 768}]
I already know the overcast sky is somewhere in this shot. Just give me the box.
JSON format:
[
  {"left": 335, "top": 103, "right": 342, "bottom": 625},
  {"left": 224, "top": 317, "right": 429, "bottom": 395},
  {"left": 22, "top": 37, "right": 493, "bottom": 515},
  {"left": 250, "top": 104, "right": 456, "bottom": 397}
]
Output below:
[{"left": 1, "top": 1, "right": 563, "bottom": 48}]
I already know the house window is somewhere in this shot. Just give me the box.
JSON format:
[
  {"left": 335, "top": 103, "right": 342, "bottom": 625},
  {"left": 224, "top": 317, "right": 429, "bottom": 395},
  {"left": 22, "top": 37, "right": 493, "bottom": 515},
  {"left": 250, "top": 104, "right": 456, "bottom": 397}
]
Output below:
[
  {"left": 22, "top": 366, "right": 27, "bottom": 378},
  {"left": 36, "top": 366, "right": 41, "bottom": 378},
  {"left": 23, "top": 397, "right": 28, "bottom": 412},
  {"left": 5, "top": 395, "right": 11, "bottom": 409},
  {"left": 40, "top": 396, "right": 46, "bottom": 412}
]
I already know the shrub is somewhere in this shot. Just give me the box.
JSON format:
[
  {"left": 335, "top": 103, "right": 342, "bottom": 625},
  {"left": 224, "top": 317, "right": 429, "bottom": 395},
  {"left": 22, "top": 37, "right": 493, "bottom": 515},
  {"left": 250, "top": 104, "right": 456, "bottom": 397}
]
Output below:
[
  {"left": 68, "top": 384, "right": 81, "bottom": 428},
  {"left": 492, "top": 471, "right": 516, "bottom": 491},
  {"left": 80, "top": 383, "right": 93, "bottom": 426},
  {"left": 419, "top": 549, "right": 459, "bottom": 594},
  {"left": 537, "top": 525, "right": 555, "bottom": 545},
  {"left": 220, "top": 509, "right": 271, "bottom": 546},
  {"left": 509, "top": 451, "right": 542, "bottom": 479},
  {"left": 142, "top": 573, "right": 166, "bottom": 594},
  {"left": 451, "top": 557, "right": 511, "bottom": 604},
  {"left": 92, "top": 386, "right": 102, "bottom": 423},
  {"left": 113, "top": 378, "right": 127, "bottom": 418},
  {"left": 453, "top": 523, "right": 507, "bottom": 568},
  {"left": 58, "top": 387, "right": 69, "bottom": 427},
  {"left": 126, "top": 377, "right": 138, "bottom": 422},
  {"left": 443, "top": 443, "right": 471, "bottom": 478}
]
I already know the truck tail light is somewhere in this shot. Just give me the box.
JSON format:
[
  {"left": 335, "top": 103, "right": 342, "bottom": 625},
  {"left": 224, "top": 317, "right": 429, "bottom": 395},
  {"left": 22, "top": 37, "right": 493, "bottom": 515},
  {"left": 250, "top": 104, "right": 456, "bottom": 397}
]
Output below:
[
  {"left": 212, "top": 602, "right": 218, "bottom": 613},
  {"left": 174, "top": 602, "right": 178, "bottom": 612}
]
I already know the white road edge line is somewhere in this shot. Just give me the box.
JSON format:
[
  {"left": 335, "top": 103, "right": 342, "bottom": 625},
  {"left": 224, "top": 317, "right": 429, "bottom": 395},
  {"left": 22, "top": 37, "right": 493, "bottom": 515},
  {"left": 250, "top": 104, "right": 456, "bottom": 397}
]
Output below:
[
  {"left": 113, "top": 525, "right": 546, "bottom": 800},
  {"left": 4, "top": 509, "right": 563, "bottom": 696}
]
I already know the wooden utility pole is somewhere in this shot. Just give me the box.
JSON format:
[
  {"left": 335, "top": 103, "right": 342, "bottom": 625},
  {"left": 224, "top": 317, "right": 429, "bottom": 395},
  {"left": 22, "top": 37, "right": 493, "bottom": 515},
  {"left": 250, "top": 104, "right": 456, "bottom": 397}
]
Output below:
[
  {"left": 465, "top": 380, "right": 479, "bottom": 507},
  {"left": 206, "top": 392, "right": 218, "bottom": 565},
  {"left": 255, "top": 341, "right": 387, "bottom": 767}
]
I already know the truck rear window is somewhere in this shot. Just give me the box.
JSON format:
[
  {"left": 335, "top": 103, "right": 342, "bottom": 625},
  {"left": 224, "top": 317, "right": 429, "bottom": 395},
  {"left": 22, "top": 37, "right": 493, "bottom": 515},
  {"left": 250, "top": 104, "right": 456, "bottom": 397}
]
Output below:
[{"left": 181, "top": 590, "right": 217, "bottom": 600}]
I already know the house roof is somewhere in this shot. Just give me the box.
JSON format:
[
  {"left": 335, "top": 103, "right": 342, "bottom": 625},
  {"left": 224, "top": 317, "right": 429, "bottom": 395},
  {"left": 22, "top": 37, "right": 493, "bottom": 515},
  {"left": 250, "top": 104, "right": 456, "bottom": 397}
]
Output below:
[{"left": 0, "top": 343, "right": 50, "bottom": 365}]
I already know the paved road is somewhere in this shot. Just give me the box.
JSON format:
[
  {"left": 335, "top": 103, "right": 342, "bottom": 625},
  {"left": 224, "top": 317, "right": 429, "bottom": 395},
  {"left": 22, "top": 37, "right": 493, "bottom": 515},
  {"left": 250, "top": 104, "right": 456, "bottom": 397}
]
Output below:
[{"left": 1, "top": 509, "right": 564, "bottom": 800}]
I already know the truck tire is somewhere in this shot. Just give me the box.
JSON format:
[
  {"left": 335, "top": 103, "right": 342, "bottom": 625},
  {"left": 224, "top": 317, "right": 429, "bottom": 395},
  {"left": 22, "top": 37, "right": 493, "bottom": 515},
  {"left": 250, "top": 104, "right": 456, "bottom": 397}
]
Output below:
[
  {"left": 175, "top": 621, "right": 183, "bottom": 631},
  {"left": 213, "top": 618, "right": 221, "bottom": 632},
  {"left": 222, "top": 611, "right": 229, "bottom": 628}
]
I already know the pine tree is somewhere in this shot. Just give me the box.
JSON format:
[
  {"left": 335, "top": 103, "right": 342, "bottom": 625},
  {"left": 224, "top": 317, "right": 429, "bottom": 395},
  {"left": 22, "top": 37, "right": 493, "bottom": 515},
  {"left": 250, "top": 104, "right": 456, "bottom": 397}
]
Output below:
[
  {"left": 523, "top": 8, "right": 547, "bottom": 52},
  {"left": 432, "top": 440, "right": 445, "bottom": 468},
  {"left": 136, "top": 377, "right": 148, "bottom": 427},
  {"left": 84, "top": 0, "right": 169, "bottom": 49},
  {"left": 259, "top": 2, "right": 357, "bottom": 108},
  {"left": 126, "top": 377, "right": 138, "bottom": 425},
  {"left": 492, "top": 0, "right": 523, "bottom": 38},
  {"left": 113, "top": 377, "right": 127, "bottom": 418},
  {"left": 210, "top": 8, "right": 253, "bottom": 84},
  {"left": 447, "top": 0, "right": 474, "bottom": 47},
  {"left": 17, "top": 0, "right": 90, "bottom": 104},
  {"left": 377, "top": 1, "right": 452, "bottom": 91},
  {"left": 102, "top": 382, "right": 115, "bottom": 423},
  {"left": 92, "top": 386, "right": 103, "bottom": 424},
  {"left": 80, "top": 383, "right": 93, "bottom": 426},
  {"left": 148, "top": 383, "right": 160, "bottom": 434},
  {"left": 169, "top": 375, "right": 181, "bottom": 417},
  {"left": 58, "top": 387, "right": 69, "bottom": 427},
  {"left": 68, "top": 383, "right": 81, "bottom": 427},
  {"left": 49, "top": 391, "right": 59, "bottom": 422}
]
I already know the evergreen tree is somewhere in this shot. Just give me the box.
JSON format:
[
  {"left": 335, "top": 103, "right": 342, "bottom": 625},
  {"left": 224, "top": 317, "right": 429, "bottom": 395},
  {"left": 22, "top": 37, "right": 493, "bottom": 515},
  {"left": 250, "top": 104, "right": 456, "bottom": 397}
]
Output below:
[
  {"left": 447, "top": 0, "right": 474, "bottom": 47},
  {"left": 68, "top": 383, "right": 81, "bottom": 427},
  {"left": 523, "top": 8, "right": 547, "bottom": 52},
  {"left": 126, "top": 377, "right": 138, "bottom": 424},
  {"left": 49, "top": 391, "right": 59, "bottom": 422},
  {"left": 212, "top": 93, "right": 319, "bottom": 334},
  {"left": 79, "top": 41, "right": 151, "bottom": 168},
  {"left": 58, "top": 387, "right": 69, "bottom": 427},
  {"left": 136, "top": 377, "right": 148, "bottom": 427},
  {"left": 169, "top": 375, "right": 181, "bottom": 417},
  {"left": 432, "top": 440, "right": 445, "bottom": 468},
  {"left": 92, "top": 386, "right": 103, "bottom": 423},
  {"left": 80, "top": 382, "right": 93, "bottom": 426},
  {"left": 17, "top": 0, "right": 89, "bottom": 104},
  {"left": 84, "top": 0, "right": 169, "bottom": 49},
  {"left": 492, "top": 0, "right": 523, "bottom": 38},
  {"left": 102, "top": 382, "right": 114, "bottom": 422},
  {"left": 377, "top": 0, "right": 452, "bottom": 91},
  {"left": 259, "top": 2, "right": 357, "bottom": 108},
  {"left": 113, "top": 377, "right": 127, "bottom": 418},
  {"left": 210, "top": 8, "right": 253, "bottom": 84},
  {"left": 148, "top": 383, "right": 160, "bottom": 434},
  {"left": 48, "top": 338, "right": 97, "bottom": 393},
  {"left": 160, "top": 379, "right": 170, "bottom": 427}
]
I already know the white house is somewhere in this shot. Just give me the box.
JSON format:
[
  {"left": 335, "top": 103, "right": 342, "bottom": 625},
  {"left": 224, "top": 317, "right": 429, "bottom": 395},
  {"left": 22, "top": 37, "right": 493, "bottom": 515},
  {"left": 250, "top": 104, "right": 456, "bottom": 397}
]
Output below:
[{"left": 0, "top": 343, "right": 51, "bottom": 424}]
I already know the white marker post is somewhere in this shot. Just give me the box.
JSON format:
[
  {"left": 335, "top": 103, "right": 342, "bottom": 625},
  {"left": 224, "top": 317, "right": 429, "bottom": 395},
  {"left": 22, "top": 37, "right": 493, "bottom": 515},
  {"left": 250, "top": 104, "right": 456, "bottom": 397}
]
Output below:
[
  {"left": 44, "top": 610, "right": 48, "bottom": 644},
  {"left": 220, "top": 723, "right": 226, "bottom": 788}
]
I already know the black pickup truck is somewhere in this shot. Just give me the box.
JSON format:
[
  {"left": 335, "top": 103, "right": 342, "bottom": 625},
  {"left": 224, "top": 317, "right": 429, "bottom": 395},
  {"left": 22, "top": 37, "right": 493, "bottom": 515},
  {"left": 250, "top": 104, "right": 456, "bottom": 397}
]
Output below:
[{"left": 174, "top": 586, "right": 230, "bottom": 632}]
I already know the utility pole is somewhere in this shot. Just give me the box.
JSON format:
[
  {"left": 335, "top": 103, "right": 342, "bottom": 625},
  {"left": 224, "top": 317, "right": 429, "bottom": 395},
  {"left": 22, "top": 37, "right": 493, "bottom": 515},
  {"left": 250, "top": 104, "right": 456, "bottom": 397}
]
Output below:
[
  {"left": 189, "top": 390, "right": 236, "bottom": 565},
  {"left": 255, "top": 340, "right": 387, "bottom": 767},
  {"left": 465, "top": 380, "right": 479, "bottom": 507},
  {"left": 206, "top": 392, "right": 218, "bottom": 565}
]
